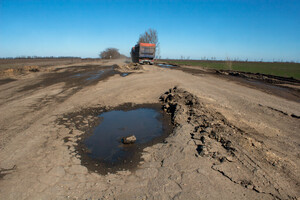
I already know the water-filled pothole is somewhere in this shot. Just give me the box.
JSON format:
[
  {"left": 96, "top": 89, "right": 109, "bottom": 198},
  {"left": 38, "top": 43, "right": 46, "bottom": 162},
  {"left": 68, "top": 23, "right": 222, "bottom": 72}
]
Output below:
[
  {"left": 74, "top": 103, "right": 173, "bottom": 174},
  {"left": 121, "top": 73, "right": 129, "bottom": 77},
  {"left": 157, "top": 63, "right": 177, "bottom": 68},
  {"left": 86, "top": 70, "right": 104, "bottom": 80}
]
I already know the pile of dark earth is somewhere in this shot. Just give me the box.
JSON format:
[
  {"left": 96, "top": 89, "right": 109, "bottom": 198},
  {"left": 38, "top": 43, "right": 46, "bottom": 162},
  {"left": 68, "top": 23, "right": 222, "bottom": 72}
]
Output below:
[{"left": 159, "top": 87, "right": 298, "bottom": 200}]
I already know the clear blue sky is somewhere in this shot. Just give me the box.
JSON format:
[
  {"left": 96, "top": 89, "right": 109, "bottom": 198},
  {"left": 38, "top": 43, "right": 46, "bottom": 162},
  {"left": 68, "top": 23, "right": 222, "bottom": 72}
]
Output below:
[{"left": 0, "top": 0, "right": 299, "bottom": 61}]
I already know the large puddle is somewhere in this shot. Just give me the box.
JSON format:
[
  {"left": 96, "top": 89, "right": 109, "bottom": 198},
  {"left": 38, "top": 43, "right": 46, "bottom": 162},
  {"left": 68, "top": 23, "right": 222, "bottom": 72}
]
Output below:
[
  {"left": 157, "top": 63, "right": 177, "bottom": 68},
  {"left": 75, "top": 104, "right": 173, "bottom": 174}
]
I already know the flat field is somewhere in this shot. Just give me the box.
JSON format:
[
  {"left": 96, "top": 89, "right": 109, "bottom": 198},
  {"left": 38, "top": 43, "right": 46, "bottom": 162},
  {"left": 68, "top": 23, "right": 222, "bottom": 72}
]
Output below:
[{"left": 161, "top": 59, "right": 300, "bottom": 79}]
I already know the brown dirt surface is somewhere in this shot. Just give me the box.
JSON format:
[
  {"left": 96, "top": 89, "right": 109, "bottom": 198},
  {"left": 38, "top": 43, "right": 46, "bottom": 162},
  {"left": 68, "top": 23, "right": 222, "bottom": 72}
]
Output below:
[
  {"left": 116, "top": 62, "right": 144, "bottom": 72},
  {"left": 0, "top": 59, "right": 299, "bottom": 199},
  {"left": 0, "top": 58, "right": 103, "bottom": 70},
  {"left": 172, "top": 64, "right": 300, "bottom": 103},
  {"left": 0, "top": 58, "right": 107, "bottom": 79}
]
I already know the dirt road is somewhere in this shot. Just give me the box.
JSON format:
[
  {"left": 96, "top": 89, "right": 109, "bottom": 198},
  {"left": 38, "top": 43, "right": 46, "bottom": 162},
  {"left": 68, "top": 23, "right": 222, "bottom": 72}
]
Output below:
[{"left": 0, "top": 59, "right": 299, "bottom": 199}]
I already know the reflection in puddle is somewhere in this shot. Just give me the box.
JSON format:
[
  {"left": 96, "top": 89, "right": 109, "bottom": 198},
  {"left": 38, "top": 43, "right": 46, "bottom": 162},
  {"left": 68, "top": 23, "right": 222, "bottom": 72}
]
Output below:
[
  {"left": 85, "top": 108, "right": 169, "bottom": 163},
  {"left": 71, "top": 69, "right": 110, "bottom": 80},
  {"left": 80, "top": 106, "right": 173, "bottom": 174},
  {"left": 86, "top": 70, "right": 104, "bottom": 80},
  {"left": 157, "top": 63, "right": 177, "bottom": 68},
  {"left": 121, "top": 73, "right": 129, "bottom": 77},
  {"left": 72, "top": 73, "right": 82, "bottom": 77}
]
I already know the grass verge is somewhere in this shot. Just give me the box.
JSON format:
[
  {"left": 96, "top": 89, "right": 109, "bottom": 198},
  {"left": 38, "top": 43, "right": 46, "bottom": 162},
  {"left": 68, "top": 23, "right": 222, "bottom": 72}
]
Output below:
[{"left": 160, "top": 60, "right": 300, "bottom": 80}]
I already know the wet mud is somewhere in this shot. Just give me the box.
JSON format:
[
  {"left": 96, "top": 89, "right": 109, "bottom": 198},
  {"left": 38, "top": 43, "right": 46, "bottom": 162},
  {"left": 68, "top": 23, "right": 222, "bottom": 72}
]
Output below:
[
  {"left": 171, "top": 65, "right": 300, "bottom": 103},
  {"left": 8, "top": 64, "right": 128, "bottom": 108},
  {"left": 58, "top": 103, "right": 173, "bottom": 175},
  {"left": 0, "top": 78, "right": 16, "bottom": 85},
  {"left": 160, "top": 87, "right": 299, "bottom": 199},
  {"left": 156, "top": 63, "right": 178, "bottom": 68},
  {"left": 19, "top": 64, "right": 120, "bottom": 93},
  {"left": 228, "top": 76, "right": 300, "bottom": 102}
]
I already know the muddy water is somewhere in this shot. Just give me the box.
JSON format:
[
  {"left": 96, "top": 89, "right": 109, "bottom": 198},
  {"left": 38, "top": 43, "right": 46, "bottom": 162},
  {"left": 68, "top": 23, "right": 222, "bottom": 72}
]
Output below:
[
  {"left": 157, "top": 63, "right": 177, "bottom": 68},
  {"left": 77, "top": 104, "right": 173, "bottom": 174},
  {"left": 121, "top": 73, "right": 129, "bottom": 77},
  {"left": 0, "top": 78, "right": 16, "bottom": 85},
  {"left": 85, "top": 70, "right": 104, "bottom": 80},
  {"left": 85, "top": 108, "right": 165, "bottom": 162},
  {"left": 19, "top": 65, "right": 117, "bottom": 93}
]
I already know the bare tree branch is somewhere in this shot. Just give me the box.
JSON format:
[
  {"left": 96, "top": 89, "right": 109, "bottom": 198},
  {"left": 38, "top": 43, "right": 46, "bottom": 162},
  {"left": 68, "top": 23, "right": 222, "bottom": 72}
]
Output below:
[{"left": 138, "top": 28, "right": 160, "bottom": 58}]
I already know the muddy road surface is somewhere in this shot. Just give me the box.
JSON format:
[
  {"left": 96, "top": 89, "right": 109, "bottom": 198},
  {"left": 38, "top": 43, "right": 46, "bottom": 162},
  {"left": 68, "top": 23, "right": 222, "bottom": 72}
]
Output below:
[
  {"left": 164, "top": 64, "right": 300, "bottom": 103},
  {"left": 0, "top": 59, "right": 299, "bottom": 199}
]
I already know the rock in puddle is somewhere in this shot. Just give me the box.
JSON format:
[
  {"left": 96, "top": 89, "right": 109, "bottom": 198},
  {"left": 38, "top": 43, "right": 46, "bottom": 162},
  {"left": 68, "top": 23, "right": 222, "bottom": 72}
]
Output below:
[{"left": 122, "top": 135, "right": 137, "bottom": 144}]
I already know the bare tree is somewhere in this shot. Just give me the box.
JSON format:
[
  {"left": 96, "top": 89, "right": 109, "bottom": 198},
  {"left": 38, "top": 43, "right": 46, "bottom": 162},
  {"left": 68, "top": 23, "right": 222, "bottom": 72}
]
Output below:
[
  {"left": 138, "top": 28, "right": 158, "bottom": 44},
  {"left": 99, "top": 48, "right": 120, "bottom": 59},
  {"left": 138, "top": 28, "right": 160, "bottom": 58}
]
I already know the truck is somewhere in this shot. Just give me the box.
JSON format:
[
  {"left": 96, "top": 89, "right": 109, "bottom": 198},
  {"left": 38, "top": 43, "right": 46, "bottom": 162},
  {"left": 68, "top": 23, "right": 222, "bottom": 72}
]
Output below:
[{"left": 131, "top": 43, "right": 156, "bottom": 65}]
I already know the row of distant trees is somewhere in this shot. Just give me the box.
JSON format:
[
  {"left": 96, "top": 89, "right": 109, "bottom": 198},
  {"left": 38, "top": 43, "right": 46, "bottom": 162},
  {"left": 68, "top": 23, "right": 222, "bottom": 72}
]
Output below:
[
  {"left": 3, "top": 29, "right": 296, "bottom": 63},
  {"left": 1, "top": 55, "right": 297, "bottom": 63},
  {"left": 172, "top": 57, "right": 298, "bottom": 63},
  {"left": 0, "top": 56, "right": 81, "bottom": 59}
]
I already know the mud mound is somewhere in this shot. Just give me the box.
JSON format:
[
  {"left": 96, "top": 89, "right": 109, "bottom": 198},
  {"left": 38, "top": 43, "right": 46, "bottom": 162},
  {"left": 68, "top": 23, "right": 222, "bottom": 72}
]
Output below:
[
  {"left": 0, "top": 65, "right": 40, "bottom": 77},
  {"left": 116, "top": 63, "right": 144, "bottom": 72},
  {"left": 1, "top": 68, "right": 21, "bottom": 77},
  {"left": 23, "top": 65, "right": 40, "bottom": 72},
  {"left": 160, "top": 87, "right": 299, "bottom": 199}
]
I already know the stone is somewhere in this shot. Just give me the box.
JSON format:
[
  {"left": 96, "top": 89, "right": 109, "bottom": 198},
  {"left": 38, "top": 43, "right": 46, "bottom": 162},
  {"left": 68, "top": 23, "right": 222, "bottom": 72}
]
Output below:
[{"left": 122, "top": 135, "right": 136, "bottom": 144}]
